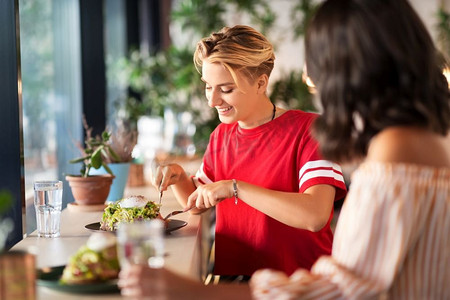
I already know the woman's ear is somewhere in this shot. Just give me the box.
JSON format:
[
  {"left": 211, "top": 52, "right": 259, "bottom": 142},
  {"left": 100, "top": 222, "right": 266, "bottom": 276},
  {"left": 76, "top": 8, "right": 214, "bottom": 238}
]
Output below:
[{"left": 256, "top": 74, "right": 269, "bottom": 94}]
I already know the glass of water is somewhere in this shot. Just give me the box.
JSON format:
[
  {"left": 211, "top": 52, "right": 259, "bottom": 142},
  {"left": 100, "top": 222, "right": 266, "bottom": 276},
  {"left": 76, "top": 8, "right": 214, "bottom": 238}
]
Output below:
[
  {"left": 33, "top": 181, "right": 63, "bottom": 238},
  {"left": 117, "top": 219, "right": 165, "bottom": 269}
]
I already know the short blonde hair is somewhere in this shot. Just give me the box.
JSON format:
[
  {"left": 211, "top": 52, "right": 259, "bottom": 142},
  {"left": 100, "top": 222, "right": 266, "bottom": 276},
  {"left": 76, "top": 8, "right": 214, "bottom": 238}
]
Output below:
[{"left": 194, "top": 25, "right": 275, "bottom": 86}]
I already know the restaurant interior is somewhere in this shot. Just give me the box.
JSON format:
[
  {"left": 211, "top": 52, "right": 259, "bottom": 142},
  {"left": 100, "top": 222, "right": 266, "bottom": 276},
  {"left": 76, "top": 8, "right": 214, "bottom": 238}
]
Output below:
[{"left": 0, "top": 0, "right": 449, "bottom": 299}]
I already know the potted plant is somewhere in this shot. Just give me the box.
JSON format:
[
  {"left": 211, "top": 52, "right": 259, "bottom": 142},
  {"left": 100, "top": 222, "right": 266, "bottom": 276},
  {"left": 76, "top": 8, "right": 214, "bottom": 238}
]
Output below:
[
  {"left": 65, "top": 126, "right": 119, "bottom": 206},
  {"left": 89, "top": 121, "right": 138, "bottom": 201},
  {"left": 0, "top": 190, "right": 13, "bottom": 252}
]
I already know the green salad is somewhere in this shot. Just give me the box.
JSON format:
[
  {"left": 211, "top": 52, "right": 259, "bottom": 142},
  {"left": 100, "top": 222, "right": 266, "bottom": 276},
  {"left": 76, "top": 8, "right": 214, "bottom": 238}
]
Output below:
[
  {"left": 60, "top": 233, "right": 119, "bottom": 284},
  {"left": 100, "top": 198, "right": 161, "bottom": 231}
]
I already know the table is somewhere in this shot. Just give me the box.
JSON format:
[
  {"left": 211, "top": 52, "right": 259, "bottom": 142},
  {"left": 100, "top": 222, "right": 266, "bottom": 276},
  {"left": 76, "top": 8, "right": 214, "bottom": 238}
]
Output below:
[{"left": 11, "top": 182, "right": 205, "bottom": 299}]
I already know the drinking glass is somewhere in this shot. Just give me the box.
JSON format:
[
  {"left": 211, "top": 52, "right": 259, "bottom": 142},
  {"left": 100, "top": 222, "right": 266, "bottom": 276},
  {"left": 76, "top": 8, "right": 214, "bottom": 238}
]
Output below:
[
  {"left": 33, "top": 180, "right": 63, "bottom": 238},
  {"left": 117, "top": 219, "right": 165, "bottom": 269}
]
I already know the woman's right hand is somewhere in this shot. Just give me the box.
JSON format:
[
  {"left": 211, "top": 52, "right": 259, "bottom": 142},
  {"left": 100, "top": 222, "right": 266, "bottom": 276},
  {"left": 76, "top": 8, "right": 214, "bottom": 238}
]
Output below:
[
  {"left": 118, "top": 264, "right": 203, "bottom": 299},
  {"left": 151, "top": 163, "right": 186, "bottom": 192}
]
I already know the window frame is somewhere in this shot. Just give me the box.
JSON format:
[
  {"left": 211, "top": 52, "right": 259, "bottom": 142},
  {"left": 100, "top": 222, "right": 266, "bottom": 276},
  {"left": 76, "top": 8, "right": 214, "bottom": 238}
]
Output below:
[{"left": 0, "top": 0, "right": 24, "bottom": 250}]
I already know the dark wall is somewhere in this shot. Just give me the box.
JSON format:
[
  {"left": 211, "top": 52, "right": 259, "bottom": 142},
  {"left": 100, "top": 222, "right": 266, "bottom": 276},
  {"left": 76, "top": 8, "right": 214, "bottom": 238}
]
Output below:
[
  {"left": 0, "top": 0, "right": 24, "bottom": 250},
  {"left": 80, "top": 0, "right": 107, "bottom": 138},
  {"left": 126, "top": 0, "right": 167, "bottom": 52},
  {"left": 126, "top": 0, "right": 140, "bottom": 51},
  {"left": 78, "top": 0, "right": 164, "bottom": 139}
]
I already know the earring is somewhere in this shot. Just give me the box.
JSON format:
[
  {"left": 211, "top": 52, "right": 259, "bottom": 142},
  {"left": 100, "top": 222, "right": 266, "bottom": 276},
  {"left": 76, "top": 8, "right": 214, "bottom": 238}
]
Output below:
[{"left": 352, "top": 112, "right": 364, "bottom": 132}]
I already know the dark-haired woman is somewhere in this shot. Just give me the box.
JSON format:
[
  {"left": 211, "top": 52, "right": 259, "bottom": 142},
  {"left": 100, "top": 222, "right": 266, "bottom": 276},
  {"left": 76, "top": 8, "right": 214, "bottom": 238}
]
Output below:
[{"left": 251, "top": 0, "right": 450, "bottom": 298}]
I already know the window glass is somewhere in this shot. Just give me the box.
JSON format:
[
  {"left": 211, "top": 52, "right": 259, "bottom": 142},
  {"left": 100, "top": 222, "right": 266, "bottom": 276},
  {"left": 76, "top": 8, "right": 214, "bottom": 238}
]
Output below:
[
  {"left": 19, "top": 0, "right": 82, "bottom": 234},
  {"left": 104, "top": 0, "right": 127, "bottom": 127},
  {"left": 19, "top": 0, "right": 57, "bottom": 234}
]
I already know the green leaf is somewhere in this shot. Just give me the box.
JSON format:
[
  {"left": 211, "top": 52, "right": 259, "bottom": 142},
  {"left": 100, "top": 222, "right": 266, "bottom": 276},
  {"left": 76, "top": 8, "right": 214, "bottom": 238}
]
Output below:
[
  {"left": 107, "top": 146, "right": 121, "bottom": 163},
  {"left": 102, "top": 163, "right": 114, "bottom": 175},
  {"left": 102, "top": 131, "right": 112, "bottom": 142},
  {"left": 100, "top": 148, "right": 110, "bottom": 160},
  {"left": 0, "top": 190, "right": 13, "bottom": 215},
  {"left": 91, "top": 148, "right": 103, "bottom": 169},
  {"left": 86, "top": 140, "right": 102, "bottom": 147},
  {"left": 69, "top": 156, "right": 90, "bottom": 164}
]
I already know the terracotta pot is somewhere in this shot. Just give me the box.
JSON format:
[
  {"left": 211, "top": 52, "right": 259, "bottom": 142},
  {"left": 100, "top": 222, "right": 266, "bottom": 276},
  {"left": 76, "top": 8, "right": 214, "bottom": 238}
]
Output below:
[
  {"left": 65, "top": 174, "right": 115, "bottom": 205},
  {"left": 127, "top": 163, "right": 145, "bottom": 187},
  {"left": 88, "top": 163, "right": 131, "bottom": 202}
]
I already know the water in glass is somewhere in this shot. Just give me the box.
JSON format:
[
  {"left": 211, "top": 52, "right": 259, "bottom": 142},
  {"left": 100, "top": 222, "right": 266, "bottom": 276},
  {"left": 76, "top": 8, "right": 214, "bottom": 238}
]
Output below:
[
  {"left": 34, "top": 181, "right": 63, "bottom": 238},
  {"left": 117, "top": 219, "right": 165, "bottom": 269}
]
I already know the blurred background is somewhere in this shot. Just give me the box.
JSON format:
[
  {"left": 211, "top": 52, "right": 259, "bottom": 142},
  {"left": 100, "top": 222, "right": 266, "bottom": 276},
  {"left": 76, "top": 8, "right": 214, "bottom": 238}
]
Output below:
[{"left": 1, "top": 0, "right": 450, "bottom": 249}]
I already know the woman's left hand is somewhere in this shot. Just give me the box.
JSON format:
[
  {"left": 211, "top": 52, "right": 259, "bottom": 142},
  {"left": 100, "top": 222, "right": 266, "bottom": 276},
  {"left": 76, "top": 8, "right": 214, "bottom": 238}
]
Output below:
[{"left": 186, "top": 180, "right": 234, "bottom": 209}]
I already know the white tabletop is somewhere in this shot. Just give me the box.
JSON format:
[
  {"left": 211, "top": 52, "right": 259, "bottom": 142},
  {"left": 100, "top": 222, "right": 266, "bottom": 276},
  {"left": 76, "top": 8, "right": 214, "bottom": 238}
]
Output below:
[{"left": 11, "top": 184, "right": 203, "bottom": 299}]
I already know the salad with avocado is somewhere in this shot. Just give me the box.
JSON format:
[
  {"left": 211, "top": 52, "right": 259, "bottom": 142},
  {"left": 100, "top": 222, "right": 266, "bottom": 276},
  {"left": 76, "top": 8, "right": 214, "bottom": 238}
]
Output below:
[
  {"left": 100, "top": 196, "right": 161, "bottom": 231},
  {"left": 61, "top": 232, "right": 119, "bottom": 284}
]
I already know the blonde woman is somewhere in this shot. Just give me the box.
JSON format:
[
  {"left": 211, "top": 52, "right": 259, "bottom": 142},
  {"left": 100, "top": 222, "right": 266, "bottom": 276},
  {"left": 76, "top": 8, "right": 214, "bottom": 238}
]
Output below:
[{"left": 150, "top": 25, "right": 346, "bottom": 280}]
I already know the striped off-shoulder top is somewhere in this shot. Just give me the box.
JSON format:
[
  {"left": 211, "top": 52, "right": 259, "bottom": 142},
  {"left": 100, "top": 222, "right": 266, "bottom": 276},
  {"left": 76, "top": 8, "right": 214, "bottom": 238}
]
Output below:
[{"left": 251, "top": 162, "right": 450, "bottom": 300}]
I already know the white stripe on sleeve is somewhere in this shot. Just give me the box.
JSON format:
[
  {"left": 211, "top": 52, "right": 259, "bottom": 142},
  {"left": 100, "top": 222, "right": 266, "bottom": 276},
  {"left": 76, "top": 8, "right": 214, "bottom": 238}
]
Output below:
[
  {"left": 299, "top": 160, "right": 343, "bottom": 179},
  {"left": 194, "top": 162, "right": 213, "bottom": 184},
  {"left": 298, "top": 166, "right": 344, "bottom": 188}
]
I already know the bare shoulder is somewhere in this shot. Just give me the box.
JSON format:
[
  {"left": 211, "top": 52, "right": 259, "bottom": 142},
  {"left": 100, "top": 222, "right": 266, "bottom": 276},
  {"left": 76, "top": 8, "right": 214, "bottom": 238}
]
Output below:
[{"left": 367, "top": 127, "right": 450, "bottom": 167}]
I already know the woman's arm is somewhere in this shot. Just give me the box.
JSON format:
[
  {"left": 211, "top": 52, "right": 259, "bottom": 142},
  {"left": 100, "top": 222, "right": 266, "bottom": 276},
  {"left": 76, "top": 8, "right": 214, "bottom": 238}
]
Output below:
[
  {"left": 152, "top": 163, "right": 204, "bottom": 214},
  {"left": 119, "top": 265, "right": 252, "bottom": 300},
  {"left": 187, "top": 180, "right": 336, "bottom": 231},
  {"left": 238, "top": 182, "right": 335, "bottom": 231}
]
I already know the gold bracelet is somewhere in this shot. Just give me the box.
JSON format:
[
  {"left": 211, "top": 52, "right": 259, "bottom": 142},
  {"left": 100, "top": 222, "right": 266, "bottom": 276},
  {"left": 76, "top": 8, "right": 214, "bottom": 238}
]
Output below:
[{"left": 232, "top": 179, "right": 238, "bottom": 205}]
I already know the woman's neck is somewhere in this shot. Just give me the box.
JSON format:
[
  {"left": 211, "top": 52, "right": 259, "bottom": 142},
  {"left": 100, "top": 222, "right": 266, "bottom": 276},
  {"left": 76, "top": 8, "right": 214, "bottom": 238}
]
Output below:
[
  {"left": 238, "top": 100, "right": 277, "bottom": 129},
  {"left": 367, "top": 126, "right": 450, "bottom": 167}
]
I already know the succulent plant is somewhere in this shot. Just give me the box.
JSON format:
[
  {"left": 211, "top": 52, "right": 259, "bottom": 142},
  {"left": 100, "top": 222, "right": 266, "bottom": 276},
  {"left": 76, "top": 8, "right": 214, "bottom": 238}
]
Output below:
[{"left": 69, "top": 130, "right": 121, "bottom": 178}]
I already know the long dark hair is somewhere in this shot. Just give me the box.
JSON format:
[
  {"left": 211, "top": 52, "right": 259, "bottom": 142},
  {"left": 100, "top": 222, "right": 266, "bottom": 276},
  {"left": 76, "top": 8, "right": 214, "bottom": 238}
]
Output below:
[{"left": 305, "top": 0, "right": 450, "bottom": 163}]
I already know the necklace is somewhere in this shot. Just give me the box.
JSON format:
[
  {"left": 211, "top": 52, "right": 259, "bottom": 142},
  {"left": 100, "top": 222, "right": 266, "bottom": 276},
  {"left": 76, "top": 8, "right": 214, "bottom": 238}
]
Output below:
[
  {"left": 271, "top": 102, "right": 276, "bottom": 121},
  {"left": 239, "top": 102, "right": 277, "bottom": 129}
]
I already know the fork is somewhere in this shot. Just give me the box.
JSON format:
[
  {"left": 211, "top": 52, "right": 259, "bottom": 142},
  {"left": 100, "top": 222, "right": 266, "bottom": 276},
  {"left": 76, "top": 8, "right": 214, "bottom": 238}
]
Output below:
[
  {"left": 152, "top": 159, "right": 164, "bottom": 205},
  {"left": 158, "top": 189, "right": 163, "bottom": 204},
  {"left": 163, "top": 206, "right": 194, "bottom": 221}
]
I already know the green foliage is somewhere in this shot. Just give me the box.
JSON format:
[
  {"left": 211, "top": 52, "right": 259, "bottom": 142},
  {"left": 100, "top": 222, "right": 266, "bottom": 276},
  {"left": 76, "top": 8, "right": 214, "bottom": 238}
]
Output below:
[
  {"left": 123, "top": 50, "right": 172, "bottom": 118},
  {"left": 171, "top": 0, "right": 275, "bottom": 37},
  {"left": 116, "top": 45, "right": 216, "bottom": 149},
  {"left": 0, "top": 191, "right": 13, "bottom": 217},
  {"left": 114, "top": 0, "right": 317, "bottom": 152},
  {"left": 192, "top": 112, "right": 220, "bottom": 152},
  {"left": 114, "top": 46, "right": 205, "bottom": 124},
  {"left": 171, "top": 0, "right": 226, "bottom": 37},
  {"left": 436, "top": 7, "right": 450, "bottom": 61},
  {"left": 290, "top": 0, "right": 319, "bottom": 39},
  {"left": 270, "top": 70, "right": 316, "bottom": 112},
  {"left": 70, "top": 130, "right": 120, "bottom": 178},
  {"left": 226, "top": 0, "right": 276, "bottom": 34},
  {"left": 0, "top": 190, "right": 14, "bottom": 252}
]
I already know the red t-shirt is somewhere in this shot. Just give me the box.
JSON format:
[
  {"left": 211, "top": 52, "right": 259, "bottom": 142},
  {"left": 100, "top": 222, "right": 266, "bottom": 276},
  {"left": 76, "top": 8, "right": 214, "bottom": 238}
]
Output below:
[{"left": 195, "top": 110, "right": 347, "bottom": 276}]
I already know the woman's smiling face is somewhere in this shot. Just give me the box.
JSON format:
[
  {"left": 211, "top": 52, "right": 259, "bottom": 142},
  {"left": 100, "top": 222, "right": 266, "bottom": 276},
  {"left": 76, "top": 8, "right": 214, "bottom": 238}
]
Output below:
[{"left": 201, "top": 61, "right": 266, "bottom": 128}]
